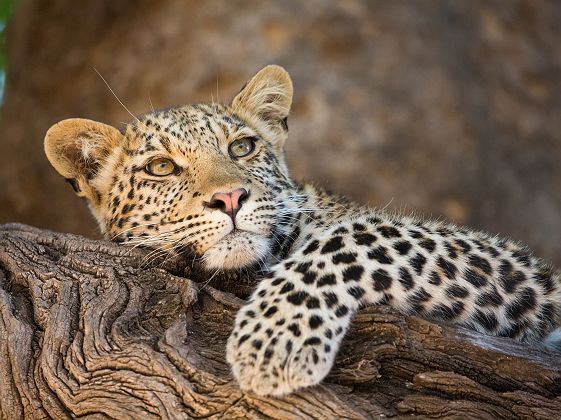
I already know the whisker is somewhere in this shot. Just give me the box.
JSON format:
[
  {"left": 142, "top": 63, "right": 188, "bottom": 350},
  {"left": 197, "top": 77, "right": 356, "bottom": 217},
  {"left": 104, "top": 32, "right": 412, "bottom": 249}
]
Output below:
[
  {"left": 93, "top": 68, "right": 140, "bottom": 123},
  {"left": 199, "top": 268, "right": 221, "bottom": 291}
]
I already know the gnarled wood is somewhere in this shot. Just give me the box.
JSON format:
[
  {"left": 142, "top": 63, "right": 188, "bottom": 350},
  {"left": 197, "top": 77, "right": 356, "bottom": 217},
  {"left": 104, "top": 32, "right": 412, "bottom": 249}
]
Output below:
[{"left": 0, "top": 223, "right": 560, "bottom": 419}]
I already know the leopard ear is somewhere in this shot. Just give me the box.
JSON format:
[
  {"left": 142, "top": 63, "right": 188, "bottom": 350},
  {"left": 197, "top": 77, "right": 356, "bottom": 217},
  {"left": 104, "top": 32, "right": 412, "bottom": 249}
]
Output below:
[
  {"left": 231, "top": 65, "right": 293, "bottom": 129},
  {"left": 44, "top": 118, "right": 122, "bottom": 203}
]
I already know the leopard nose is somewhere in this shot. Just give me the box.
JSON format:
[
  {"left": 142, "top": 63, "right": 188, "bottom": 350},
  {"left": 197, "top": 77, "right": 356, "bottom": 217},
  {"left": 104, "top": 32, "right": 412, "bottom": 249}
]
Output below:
[{"left": 205, "top": 188, "right": 250, "bottom": 218}]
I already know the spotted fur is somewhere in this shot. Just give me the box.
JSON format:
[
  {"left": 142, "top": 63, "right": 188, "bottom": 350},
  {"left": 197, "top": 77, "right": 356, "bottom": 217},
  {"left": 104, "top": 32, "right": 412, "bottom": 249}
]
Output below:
[{"left": 44, "top": 65, "right": 561, "bottom": 397}]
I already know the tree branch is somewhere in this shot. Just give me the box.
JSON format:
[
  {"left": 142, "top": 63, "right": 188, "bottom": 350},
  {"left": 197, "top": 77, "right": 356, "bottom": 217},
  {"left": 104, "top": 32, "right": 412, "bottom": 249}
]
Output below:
[{"left": 0, "top": 224, "right": 559, "bottom": 419}]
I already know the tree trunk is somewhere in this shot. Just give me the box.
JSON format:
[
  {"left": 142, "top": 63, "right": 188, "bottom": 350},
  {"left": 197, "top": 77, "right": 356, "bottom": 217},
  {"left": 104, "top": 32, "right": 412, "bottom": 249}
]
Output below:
[{"left": 1, "top": 224, "right": 560, "bottom": 419}]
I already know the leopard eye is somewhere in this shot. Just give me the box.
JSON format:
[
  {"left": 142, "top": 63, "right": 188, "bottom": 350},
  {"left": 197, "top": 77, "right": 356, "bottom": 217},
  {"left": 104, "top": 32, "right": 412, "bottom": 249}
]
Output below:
[
  {"left": 229, "top": 137, "right": 257, "bottom": 158},
  {"left": 145, "top": 158, "right": 177, "bottom": 176}
]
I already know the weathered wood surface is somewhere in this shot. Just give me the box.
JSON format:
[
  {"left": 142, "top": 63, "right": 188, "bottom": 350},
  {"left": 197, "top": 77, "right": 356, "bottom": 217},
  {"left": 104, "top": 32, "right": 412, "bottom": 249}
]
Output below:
[{"left": 1, "top": 223, "right": 560, "bottom": 419}]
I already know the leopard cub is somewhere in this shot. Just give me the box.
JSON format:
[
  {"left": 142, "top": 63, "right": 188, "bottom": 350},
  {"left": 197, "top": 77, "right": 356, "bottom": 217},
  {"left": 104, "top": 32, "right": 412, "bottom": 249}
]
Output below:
[{"left": 45, "top": 65, "right": 561, "bottom": 397}]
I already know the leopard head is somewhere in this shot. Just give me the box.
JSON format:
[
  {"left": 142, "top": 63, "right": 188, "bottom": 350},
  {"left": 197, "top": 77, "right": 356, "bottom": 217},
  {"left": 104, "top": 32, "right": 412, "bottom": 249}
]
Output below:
[{"left": 44, "top": 65, "right": 303, "bottom": 271}]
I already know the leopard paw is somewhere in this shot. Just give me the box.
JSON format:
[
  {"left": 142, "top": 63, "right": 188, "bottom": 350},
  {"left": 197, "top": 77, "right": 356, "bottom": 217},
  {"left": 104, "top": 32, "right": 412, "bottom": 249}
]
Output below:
[{"left": 226, "top": 282, "right": 348, "bottom": 396}]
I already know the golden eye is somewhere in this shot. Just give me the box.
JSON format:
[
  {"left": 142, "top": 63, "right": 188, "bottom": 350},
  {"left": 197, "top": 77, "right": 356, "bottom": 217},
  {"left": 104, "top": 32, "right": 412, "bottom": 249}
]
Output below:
[
  {"left": 145, "top": 158, "right": 177, "bottom": 176},
  {"left": 229, "top": 137, "right": 257, "bottom": 158}
]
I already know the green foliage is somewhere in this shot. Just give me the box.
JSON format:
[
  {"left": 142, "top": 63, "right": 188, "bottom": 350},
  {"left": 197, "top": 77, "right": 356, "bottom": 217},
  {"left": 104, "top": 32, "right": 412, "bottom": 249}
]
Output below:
[{"left": 0, "top": 0, "right": 16, "bottom": 104}]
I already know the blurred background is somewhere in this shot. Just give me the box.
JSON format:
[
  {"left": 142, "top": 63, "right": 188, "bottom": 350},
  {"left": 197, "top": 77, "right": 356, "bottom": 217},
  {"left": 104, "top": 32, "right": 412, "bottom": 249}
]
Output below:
[{"left": 1, "top": 0, "right": 561, "bottom": 264}]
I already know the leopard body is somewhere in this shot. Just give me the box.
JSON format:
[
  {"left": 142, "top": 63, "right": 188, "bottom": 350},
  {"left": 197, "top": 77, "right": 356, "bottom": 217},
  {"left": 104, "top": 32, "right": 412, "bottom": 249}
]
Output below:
[{"left": 44, "top": 65, "right": 561, "bottom": 396}]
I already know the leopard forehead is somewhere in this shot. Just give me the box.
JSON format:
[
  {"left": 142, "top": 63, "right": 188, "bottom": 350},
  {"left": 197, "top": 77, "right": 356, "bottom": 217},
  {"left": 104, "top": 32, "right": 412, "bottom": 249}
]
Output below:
[{"left": 122, "top": 103, "right": 258, "bottom": 157}]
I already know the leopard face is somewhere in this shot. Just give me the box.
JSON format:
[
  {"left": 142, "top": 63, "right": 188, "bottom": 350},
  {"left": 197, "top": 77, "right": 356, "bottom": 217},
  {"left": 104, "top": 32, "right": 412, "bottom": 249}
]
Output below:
[{"left": 45, "top": 66, "right": 300, "bottom": 270}]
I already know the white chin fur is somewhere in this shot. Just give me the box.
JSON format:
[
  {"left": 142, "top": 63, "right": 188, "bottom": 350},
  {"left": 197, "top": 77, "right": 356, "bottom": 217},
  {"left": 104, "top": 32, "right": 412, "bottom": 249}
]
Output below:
[{"left": 202, "top": 231, "right": 270, "bottom": 270}]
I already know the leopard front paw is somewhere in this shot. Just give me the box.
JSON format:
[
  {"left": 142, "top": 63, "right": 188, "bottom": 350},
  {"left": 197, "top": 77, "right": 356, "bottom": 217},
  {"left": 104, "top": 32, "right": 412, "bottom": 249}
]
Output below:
[{"left": 226, "top": 284, "right": 347, "bottom": 396}]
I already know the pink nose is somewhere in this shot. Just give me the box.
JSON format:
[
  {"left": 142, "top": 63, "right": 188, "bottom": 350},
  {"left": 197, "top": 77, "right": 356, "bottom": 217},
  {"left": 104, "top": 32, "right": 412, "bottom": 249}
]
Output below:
[{"left": 206, "top": 188, "right": 249, "bottom": 219}]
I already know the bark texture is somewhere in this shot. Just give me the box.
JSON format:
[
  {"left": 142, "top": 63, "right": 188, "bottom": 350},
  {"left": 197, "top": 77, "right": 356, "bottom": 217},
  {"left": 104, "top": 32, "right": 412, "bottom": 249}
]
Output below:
[{"left": 1, "top": 223, "right": 560, "bottom": 419}]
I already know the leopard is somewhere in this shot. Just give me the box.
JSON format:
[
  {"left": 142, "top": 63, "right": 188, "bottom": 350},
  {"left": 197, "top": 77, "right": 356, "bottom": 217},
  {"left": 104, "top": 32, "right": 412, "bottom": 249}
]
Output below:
[{"left": 44, "top": 65, "right": 561, "bottom": 397}]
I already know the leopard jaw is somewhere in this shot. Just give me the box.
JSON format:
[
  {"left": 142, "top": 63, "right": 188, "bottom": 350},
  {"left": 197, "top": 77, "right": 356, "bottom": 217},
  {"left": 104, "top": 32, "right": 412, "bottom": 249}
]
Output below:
[{"left": 202, "top": 230, "right": 271, "bottom": 270}]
